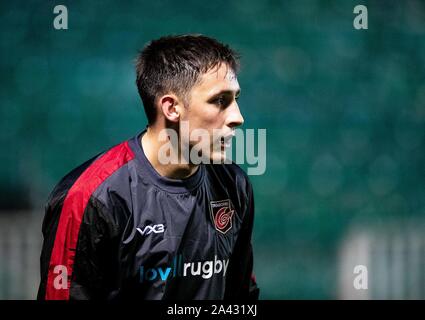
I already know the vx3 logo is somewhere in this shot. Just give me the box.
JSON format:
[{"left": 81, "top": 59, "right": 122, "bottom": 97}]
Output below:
[{"left": 136, "top": 224, "right": 165, "bottom": 236}]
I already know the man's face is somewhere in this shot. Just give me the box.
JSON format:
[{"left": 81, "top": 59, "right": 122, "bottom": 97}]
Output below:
[{"left": 179, "top": 63, "right": 244, "bottom": 163}]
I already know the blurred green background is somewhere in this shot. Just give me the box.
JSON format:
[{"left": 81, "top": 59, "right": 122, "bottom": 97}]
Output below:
[{"left": 0, "top": 0, "right": 424, "bottom": 299}]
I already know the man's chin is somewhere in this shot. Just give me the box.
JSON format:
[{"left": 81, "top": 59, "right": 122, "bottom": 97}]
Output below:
[
  {"left": 186, "top": 148, "right": 229, "bottom": 164},
  {"left": 209, "top": 151, "right": 229, "bottom": 164}
]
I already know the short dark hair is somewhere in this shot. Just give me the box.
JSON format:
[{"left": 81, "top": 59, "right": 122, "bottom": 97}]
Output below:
[{"left": 135, "top": 34, "right": 240, "bottom": 124}]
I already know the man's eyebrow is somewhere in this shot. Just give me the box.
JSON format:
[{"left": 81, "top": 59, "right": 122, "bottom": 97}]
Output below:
[{"left": 207, "top": 89, "right": 241, "bottom": 99}]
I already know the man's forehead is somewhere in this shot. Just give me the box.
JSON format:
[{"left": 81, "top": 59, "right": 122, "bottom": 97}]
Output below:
[
  {"left": 207, "top": 63, "right": 237, "bottom": 81},
  {"left": 196, "top": 64, "right": 239, "bottom": 93}
]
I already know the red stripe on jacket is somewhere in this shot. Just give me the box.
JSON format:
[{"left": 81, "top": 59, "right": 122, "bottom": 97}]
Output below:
[{"left": 45, "top": 141, "right": 134, "bottom": 300}]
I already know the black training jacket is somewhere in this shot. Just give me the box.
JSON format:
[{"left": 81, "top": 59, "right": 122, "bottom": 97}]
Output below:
[{"left": 37, "top": 131, "right": 259, "bottom": 300}]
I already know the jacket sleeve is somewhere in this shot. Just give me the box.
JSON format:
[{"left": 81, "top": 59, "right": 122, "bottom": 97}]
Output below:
[
  {"left": 68, "top": 196, "right": 120, "bottom": 299},
  {"left": 224, "top": 179, "right": 260, "bottom": 300},
  {"left": 38, "top": 195, "right": 120, "bottom": 300}
]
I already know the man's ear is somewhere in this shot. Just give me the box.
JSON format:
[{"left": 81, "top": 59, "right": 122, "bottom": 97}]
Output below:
[{"left": 158, "top": 94, "right": 180, "bottom": 122}]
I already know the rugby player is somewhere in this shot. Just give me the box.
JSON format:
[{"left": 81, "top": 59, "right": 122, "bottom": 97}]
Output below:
[{"left": 38, "top": 34, "right": 259, "bottom": 300}]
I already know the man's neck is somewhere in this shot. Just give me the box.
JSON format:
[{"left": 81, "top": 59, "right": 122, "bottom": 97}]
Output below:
[{"left": 141, "top": 126, "right": 199, "bottom": 180}]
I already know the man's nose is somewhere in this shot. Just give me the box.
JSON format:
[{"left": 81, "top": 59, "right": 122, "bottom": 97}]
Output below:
[{"left": 227, "top": 102, "right": 244, "bottom": 128}]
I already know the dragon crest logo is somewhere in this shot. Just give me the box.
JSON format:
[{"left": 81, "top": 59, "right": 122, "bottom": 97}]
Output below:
[{"left": 209, "top": 199, "right": 234, "bottom": 234}]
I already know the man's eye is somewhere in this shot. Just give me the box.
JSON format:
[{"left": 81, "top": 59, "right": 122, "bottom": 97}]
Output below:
[{"left": 214, "top": 96, "right": 228, "bottom": 107}]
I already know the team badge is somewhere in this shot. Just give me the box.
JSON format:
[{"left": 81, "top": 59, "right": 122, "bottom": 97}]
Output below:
[{"left": 209, "top": 199, "right": 234, "bottom": 234}]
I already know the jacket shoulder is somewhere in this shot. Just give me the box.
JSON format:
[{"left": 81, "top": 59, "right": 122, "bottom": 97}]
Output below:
[{"left": 46, "top": 141, "right": 135, "bottom": 210}]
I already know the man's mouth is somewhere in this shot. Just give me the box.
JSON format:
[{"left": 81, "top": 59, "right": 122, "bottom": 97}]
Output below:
[{"left": 220, "top": 132, "right": 235, "bottom": 148}]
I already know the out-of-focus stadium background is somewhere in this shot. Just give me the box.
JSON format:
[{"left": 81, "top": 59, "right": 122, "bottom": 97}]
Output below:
[{"left": 0, "top": 0, "right": 424, "bottom": 299}]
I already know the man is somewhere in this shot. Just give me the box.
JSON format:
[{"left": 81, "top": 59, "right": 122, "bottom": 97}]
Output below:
[{"left": 38, "top": 34, "right": 259, "bottom": 300}]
